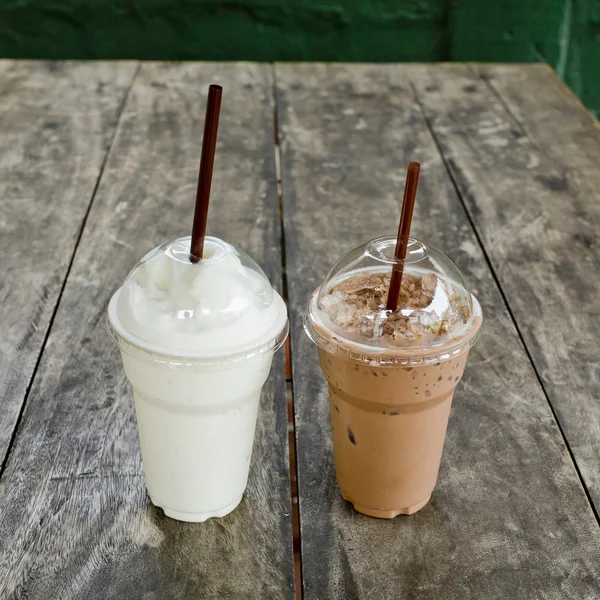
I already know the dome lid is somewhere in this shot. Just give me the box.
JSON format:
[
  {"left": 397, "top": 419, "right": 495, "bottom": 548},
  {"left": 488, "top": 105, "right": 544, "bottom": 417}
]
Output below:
[
  {"left": 108, "top": 236, "right": 288, "bottom": 363},
  {"left": 305, "top": 236, "right": 482, "bottom": 365}
]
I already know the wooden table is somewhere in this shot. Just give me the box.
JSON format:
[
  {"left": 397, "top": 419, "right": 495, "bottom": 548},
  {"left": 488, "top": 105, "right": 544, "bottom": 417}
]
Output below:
[{"left": 1, "top": 61, "right": 599, "bottom": 599}]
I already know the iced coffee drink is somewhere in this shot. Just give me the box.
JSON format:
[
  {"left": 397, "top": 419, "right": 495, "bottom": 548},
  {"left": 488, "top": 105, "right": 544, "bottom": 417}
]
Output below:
[{"left": 305, "top": 236, "right": 482, "bottom": 517}]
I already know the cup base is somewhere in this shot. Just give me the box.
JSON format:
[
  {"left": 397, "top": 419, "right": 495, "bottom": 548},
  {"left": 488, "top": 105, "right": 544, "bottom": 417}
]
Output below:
[
  {"left": 341, "top": 491, "right": 431, "bottom": 518},
  {"left": 152, "top": 495, "right": 243, "bottom": 522}
]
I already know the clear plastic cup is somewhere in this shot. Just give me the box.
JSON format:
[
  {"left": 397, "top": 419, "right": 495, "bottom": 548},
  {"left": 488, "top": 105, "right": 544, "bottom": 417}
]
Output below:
[
  {"left": 305, "top": 236, "right": 482, "bottom": 517},
  {"left": 108, "top": 236, "right": 288, "bottom": 522}
]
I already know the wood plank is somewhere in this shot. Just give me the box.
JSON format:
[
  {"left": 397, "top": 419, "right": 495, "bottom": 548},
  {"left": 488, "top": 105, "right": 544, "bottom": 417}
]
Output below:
[
  {"left": 410, "top": 63, "right": 600, "bottom": 513},
  {"left": 480, "top": 64, "right": 600, "bottom": 140},
  {"left": 276, "top": 63, "right": 600, "bottom": 599},
  {"left": 0, "top": 60, "right": 137, "bottom": 466},
  {"left": 0, "top": 62, "right": 295, "bottom": 599},
  {"left": 480, "top": 63, "right": 600, "bottom": 173}
]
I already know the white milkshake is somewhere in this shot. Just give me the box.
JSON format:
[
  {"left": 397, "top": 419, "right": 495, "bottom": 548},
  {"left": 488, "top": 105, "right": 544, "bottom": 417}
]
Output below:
[{"left": 108, "top": 236, "right": 288, "bottom": 522}]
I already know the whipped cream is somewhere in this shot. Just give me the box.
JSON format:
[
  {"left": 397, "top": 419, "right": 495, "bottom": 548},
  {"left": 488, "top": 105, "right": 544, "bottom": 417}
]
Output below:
[{"left": 113, "top": 236, "right": 286, "bottom": 355}]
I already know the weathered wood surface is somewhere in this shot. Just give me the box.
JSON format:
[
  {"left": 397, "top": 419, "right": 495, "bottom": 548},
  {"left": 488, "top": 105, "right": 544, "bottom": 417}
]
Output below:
[
  {"left": 410, "top": 63, "right": 600, "bottom": 512},
  {"left": 276, "top": 63, "right": 600, "bottom": 599},
  {"left": 0, "top": 62, "right": 294, "bottom": 599},
  {"left": 481, "top": 63, "right": 600, "bottom": 165},
  {"left": 0, "top": 60, "right": 137, "bottom": 467}
]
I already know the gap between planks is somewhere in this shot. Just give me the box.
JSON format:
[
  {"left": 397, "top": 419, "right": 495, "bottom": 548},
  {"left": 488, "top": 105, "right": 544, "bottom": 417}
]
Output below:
[
  {"left": 0, "top": 62, "right": 142, "bottom": 483},
  {"left": 272, "top": 63, "right": 304, "bottom": 600},
  {"left": 475, "top": 66, "right": 600, "bottom": 525},
  {"left": 406, "top": 70, "right": 600, "bottom": 526}
]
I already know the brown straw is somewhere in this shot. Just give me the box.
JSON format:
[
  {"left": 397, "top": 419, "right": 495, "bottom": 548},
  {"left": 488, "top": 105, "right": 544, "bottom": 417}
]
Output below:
[
  {"left": 386, "top": 162, "right": 421, "bottom": 311},
  {"left": 190, "top": 84, "right": 223, "bottom": 263}
]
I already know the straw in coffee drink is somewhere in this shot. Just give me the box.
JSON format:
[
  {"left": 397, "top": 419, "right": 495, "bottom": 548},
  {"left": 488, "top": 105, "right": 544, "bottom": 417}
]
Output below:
[
  {"left": 190, "top": 84, "right": 223, "bottom": 263},
  {"left": 386, "top": 162, "right": 421, "bottom": 311}
]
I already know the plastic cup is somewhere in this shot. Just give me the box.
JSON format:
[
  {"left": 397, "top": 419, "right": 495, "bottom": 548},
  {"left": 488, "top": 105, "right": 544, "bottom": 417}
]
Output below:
[
  {"left": 108, "top": 236, "right": 288, "bottom": 522},
  {"left": 305, "top": 236, "right": 482, "bottom": 518}
]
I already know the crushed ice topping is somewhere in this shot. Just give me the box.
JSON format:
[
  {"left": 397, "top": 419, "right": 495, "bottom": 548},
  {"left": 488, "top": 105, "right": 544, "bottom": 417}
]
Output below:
[{"left": 318, "top": 271, "right": 471, "bottom": 347}]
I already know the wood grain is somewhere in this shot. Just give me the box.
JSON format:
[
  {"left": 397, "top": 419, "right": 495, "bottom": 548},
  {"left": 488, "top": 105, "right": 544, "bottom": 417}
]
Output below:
[
  {"left": 480, "top": 63, "right": 600, "bottom": 162},
  {"left": 276, "top": 63, "right": 600, "bottom": 599},
  {"left": 0, "top": 62, "right": 294, "bottom": 599},
  {"left": 0, "top": 60, "right": 137, "bottom": 466},
  {"left": 410, "top": 63, "right": 600, "bottom": 513}
]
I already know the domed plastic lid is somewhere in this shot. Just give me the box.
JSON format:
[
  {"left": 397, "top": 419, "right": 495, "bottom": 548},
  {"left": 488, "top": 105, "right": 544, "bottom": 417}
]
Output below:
[
  {"left": 108, "top": 236, "right": 288, "bottom": 364},
  {"left": 305, "top": 236, "right": 482, "bottom": 365}
]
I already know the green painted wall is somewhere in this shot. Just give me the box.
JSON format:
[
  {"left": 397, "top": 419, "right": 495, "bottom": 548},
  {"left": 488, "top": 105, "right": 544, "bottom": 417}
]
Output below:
[{"left": 1, "top": 0, "right": 599, "bottom": 114}]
